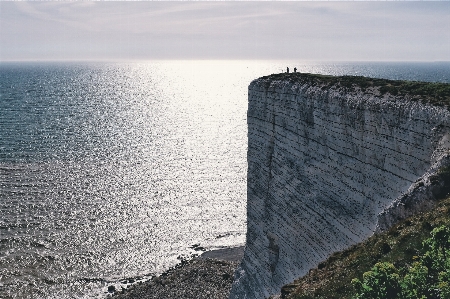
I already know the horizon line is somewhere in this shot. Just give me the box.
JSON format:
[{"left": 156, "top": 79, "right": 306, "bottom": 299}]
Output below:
[{"left": 2, "top": 59, "right": 450, "bottom": 63}]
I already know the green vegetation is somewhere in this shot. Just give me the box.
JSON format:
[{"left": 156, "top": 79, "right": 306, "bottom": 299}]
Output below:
[
  {"left": 282, "top": 196, "right": 450, "bottom": 299},
  {"left": 352, "top": 225, "right": 450, "bottom": 299},
  {"left": 352, "top": 262, "right": 401, "bottom": 299},
  {"left": 260, "top": 73, "right": 450, "bottom": 108}
]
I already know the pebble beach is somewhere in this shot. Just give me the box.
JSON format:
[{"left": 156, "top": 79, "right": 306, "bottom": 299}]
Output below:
[{"left": 108, "top": 247, "right": 244, "bottom": 299}]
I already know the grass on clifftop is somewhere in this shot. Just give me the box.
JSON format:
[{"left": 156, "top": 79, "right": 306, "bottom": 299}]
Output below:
[
  {"left": 259, "top": 72, "right": 450, "bottom": 108},
  {"left": 280, "top": 195, "right": 450, "bottom": 299}
]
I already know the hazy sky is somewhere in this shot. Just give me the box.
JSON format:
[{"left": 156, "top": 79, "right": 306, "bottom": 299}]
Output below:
[{"left": 1, "top": 1, "right": 449, "bottom": 62}]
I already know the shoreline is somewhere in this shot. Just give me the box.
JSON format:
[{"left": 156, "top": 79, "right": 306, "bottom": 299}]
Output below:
[
  {"left": 198, "top": 245, "right": 245, "bottom": 262},
  {"left": 108, "top": 246, "right": 244, "bottom": 299}
]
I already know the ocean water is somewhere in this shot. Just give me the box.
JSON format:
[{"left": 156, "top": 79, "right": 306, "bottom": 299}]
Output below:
[{"left": 0, "top": 60, "right": 449, "bottom": 299}]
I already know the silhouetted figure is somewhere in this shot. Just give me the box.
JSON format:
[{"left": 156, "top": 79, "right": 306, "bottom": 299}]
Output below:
[
  {"left": 294, "top": 67, "right": 297, "bottom": 73},
  {"left": 287, "top": 67, "right": 289, "bottom": 73}
]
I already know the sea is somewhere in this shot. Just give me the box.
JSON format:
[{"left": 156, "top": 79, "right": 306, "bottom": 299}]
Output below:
[{"left": 1, "top": 60, "right": 449, "bottom": 299}]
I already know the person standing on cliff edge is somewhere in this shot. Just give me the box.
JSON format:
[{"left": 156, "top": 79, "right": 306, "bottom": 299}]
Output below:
[
  {"left": 294, "top": 67, "right": 297, "bottom": 73},
  {"left": 287, "top": 67, "right": 289, "bottom": 73}
]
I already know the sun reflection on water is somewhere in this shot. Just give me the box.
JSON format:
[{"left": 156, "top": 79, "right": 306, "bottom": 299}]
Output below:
[{"left": 0, "top": 60, "right": 282, "bottom": 298}]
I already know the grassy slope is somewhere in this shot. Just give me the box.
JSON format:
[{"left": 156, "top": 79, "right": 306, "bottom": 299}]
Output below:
[
  {"left": 281, "top": 195, "right": 450, "bottom": 299},
  {"left": 258, "top": 73, "right": 450, "bottom": 108}
]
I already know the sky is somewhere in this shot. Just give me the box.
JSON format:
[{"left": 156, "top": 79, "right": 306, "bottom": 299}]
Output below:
[{"left": 1, "top": 1, "right": 449, "bottom": 62}]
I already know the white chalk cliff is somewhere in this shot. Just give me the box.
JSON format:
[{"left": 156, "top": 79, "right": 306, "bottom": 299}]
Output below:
[{"left": 229, "top": 74, "right": 450, "bottom": 299}]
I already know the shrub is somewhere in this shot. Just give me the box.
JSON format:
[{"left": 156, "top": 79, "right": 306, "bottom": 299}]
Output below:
[
  {"left": 401, "top": 262, "right": 429, "bottom": 299},
  {"left": 353, "top": 225, "right": 450, "bottom": 299},
  {"left": 351, "top": 262, "right": 401, "bottom": 299}
]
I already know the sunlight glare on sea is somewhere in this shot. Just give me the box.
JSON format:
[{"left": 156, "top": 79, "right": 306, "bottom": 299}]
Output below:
[{"left": 0, "top": 60, "right": 283, "bottom": 298}]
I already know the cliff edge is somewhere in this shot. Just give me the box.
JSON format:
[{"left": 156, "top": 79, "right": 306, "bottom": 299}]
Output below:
[{"left": 229, "top": 73, "right": 450, "bottom": 299}]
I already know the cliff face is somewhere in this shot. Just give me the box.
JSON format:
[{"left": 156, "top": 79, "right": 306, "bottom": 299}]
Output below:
[{"left": 229, "top": 74, "right": 450, "bottom": 299}]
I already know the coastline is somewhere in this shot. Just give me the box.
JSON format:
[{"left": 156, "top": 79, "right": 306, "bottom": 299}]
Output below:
[
  {"left": 108, "top": 246, "right": 244, "bottom": 299},
  {"left": 198, "top": 246, "right": 245, "bottom": 262}
]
